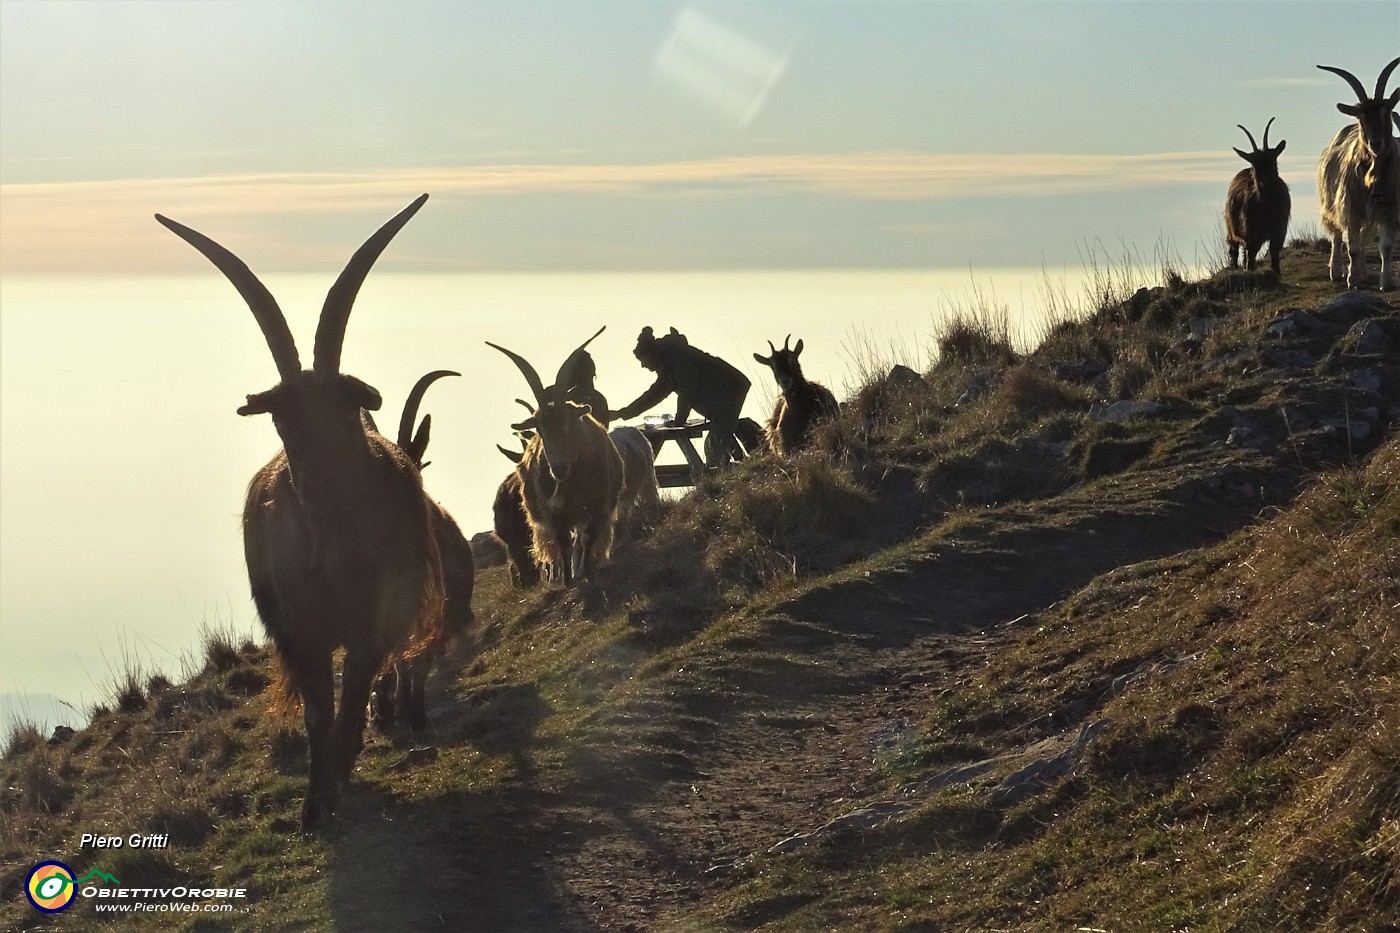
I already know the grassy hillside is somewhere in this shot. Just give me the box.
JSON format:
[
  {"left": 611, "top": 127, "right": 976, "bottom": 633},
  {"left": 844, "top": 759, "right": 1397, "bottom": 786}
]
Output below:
[{"left": 3, "top": 244, "right": 1398, "bottom": 931}]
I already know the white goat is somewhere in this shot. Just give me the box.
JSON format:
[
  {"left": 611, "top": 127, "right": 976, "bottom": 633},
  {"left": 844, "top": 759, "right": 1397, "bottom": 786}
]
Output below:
[{"left": 1316, "top": 58, "right": 1400, "bottom": 290}]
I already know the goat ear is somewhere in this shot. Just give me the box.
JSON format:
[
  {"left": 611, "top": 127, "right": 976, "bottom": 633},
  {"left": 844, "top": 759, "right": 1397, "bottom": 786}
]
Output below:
[
  {"left": 754, "top": 353, "right": 771, "bottom": 365},
  {"left": 407, "top": 415, "right": 432, "bottom": 467},
  {"left": 237, "top": 388, "right": 278, "bottom": 417},
  {"left": 340, "top": 375, "right": 382, "bottom": 412},
  {"left": 511, "top": 416, "right": 538, "bottom": 432},
  {"left": 497, "top": 444, "right": 523, "bottom": 464},
  {"left": 1232, "top": 147, "right": 1250, "bottom": 161},
  {"left": 793, "top": 339, "right": 804, "bottom": 356},
  {"left": 1272, "top": 140, "right": 1286, "bottom": 155},
  {"left": 1337, "top": 102, "right": 1363, "bottom": 117}
]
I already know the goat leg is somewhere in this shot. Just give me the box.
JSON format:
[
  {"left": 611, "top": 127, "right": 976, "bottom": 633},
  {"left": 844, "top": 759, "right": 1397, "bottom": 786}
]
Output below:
[
  {"left": 1380, "top": 222, "right": 1396, "bottom": 291},
  {"left": 1327, "top": 229, "right": 1347, "bottom": 283},
  {"left": 397, "top": 657, "right": 428, "bottom": 731},
  {"left": 370, "top": 668, "right": 397, "bottom": 726},
  {"left": 1346, "top": 229, "right": 1368, "bottom": 289},
  {"left": 299, "top": 657, "right": 338, "bottom": 832},
  {"left": 332, "top": 648, "right": 380, "bottom": 781}
]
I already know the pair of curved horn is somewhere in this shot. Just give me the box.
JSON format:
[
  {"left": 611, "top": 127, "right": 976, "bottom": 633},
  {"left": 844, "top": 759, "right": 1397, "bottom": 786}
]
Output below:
[
  {"left": 1236, "top": 117, "right": 1277, "bottom": 152},
  {"left": 155, "top": 194, "right": 429, "bottom": 379},
  {"left": 1317, "top": 58, "right": 1400, "bottom": 104},
  {"left": 486, "top": 326, "right": 607, "bottom": 407}
]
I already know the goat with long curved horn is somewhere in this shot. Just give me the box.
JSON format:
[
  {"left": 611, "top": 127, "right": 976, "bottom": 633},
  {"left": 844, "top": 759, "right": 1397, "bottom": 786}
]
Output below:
[
  {"left": 373, "top": 368, "right": 474, "bottom": 732},
  {"left": 157, "top": 196, "right": 445, "bottom": 831},
  {"left": 1316, "top": 58, "right": 1400, "bottom": 290},
  {"left": 487, "top": 336, "right": 623, "bottom": 586}
]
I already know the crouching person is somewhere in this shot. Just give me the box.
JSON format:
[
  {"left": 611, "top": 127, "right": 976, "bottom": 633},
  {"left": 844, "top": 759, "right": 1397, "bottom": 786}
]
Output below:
[{"left": 611, "top": 326, "right": 751, "bottom": 467}]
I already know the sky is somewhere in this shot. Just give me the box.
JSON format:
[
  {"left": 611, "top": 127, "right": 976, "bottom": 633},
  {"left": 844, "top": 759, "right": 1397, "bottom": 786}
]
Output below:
[
  {"left": 1, "top": 0, "right": 1398, "bottom": 722},
  {"left": 3, "top": 0, "right": 1397, "bottom": 275}
]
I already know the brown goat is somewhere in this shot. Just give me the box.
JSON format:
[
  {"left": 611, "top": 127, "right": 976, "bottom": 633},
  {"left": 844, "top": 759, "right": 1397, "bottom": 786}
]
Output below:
[
  {"left": 156, "top": 196, "right": 444, "bottom": 831},
  {"left": 1225, "top": 118, "right": 1290, "bottom": 276},
  {"left": 488, "top": 336, "right": 623, "bottom": 586},
  {"left": 753, "top": 335, "right": 840, "bottom": 455},
  {"left": 492, "top": 465, "right": 541, "bottom": 588},
  {"left": 1316, "top": 58, "right": 1400, "bottom": 290},
  {"left": 372, "top": 370, "right": 475, "bottom": 730}
]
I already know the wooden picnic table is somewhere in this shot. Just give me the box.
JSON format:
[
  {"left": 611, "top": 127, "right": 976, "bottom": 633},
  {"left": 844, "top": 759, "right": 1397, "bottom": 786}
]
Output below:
[{"left": 637, "top": 419, "right": 711, "bottom": 488}]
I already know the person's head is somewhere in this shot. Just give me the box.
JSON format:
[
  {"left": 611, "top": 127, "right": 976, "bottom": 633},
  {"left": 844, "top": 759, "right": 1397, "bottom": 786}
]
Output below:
[{"left": 633, "top": 326, "right": 660, "bottom": 372}]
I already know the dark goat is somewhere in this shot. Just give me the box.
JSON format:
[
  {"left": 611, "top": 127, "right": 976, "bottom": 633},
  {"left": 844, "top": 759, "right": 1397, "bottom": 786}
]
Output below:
[
  {"left": 1225, "top": 118, "right": 1290, "bottom": 276},
  {"left": 156, "top": 196, "right": 444, "bottom": 830},
  {"left": 1316, "top": 58, "right": 1400, "bottom": 290},
  {"left": 488, "top": 335, "right": 623, "bottom": 586},
  {"left": 493, "top": 438, "right": 541, "bottom": 588},
  {"left": 372, "top": 370, "right": 475, "bottom": 730},
  {"left": 753, "top": 335, "right": 840, "bottom": 455}
]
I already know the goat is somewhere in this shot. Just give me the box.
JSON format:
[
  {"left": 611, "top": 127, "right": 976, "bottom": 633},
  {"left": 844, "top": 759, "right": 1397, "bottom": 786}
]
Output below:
[
  {"left": 156, "top": 195, "right": 444, "bottom": 831},
  {"left": 488, "top": 335, "right": 623, "bottom": 586},
  {"left": 1225, "top": 118, "right": 1290, "bottom": 276},
  {"left": 1316, "top": 57, "right": 1400, "bottom": 290},
  {"left": 492, "top": 468, "right": 541, "bottom": 588},
  {"left": 493, "top": 436, "right": 541, "bottom": 588},
  {"left": 608, "top": 425, "right": 661, "bottom": 530},
  {"left": 371, "top": 370, "right": 475, "bottom": 730},
  {"left": 753, "top": 335, "right": 840, "bottom": 455}
]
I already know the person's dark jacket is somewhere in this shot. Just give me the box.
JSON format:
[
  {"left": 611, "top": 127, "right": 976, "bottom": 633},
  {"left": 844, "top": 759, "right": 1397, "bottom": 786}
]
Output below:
[{"left": 614, "top": 330, "right": 749, "bottom": 424}]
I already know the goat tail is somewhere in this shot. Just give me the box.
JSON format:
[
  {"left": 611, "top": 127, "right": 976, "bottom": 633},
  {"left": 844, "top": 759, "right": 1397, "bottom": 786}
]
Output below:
[
  {"left": 397, "top": 548, "right": 449, "bottom": 667},
  {"left": 265, "top": 650, "right": 304, "bottom": 724}
]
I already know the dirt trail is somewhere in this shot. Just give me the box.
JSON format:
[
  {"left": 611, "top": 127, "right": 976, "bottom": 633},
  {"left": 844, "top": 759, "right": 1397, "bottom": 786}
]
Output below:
[{"left": 318, "top": 451, "right": 1277, "bottom": 932}]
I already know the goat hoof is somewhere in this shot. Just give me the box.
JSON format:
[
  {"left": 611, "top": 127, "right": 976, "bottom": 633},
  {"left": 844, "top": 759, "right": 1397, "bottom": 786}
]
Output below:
[{"left": 299, "top": 798, "right": 322, "bottom": 832}]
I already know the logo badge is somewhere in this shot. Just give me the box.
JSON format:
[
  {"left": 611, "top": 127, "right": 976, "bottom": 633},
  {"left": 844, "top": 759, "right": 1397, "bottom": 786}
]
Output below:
[{"left": 26, "top": 861, "right": 77, "bottom": 913}]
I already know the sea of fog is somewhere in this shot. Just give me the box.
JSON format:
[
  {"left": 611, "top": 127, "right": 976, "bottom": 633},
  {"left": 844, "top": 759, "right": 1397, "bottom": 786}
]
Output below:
[{"left": 0, "top": 266, "right": 1158, "bottom": 728}]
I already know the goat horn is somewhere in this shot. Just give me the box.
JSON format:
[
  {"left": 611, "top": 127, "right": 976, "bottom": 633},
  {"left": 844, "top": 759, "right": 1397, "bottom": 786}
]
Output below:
[
  {"left": 515, "top": 398, "right": 536, "bottom": 415},
  {"left": 783, "top": 334, "right": 792, "bottom": 351},
  {"left": 1318, "top": 64, "right": 1370, "bottom": 103},
  {"left": 554, "top": 325, "right": 606, "bottom": 393},
  {"left": 1377, "top": 57, "right": 1400, "bottom": 99},
  {"left": 487, "top": 342, "right": 548, "bottom": 406},
  {"left": 155, "top": 214, "right": 302, "bottom": 379},
  {"left": 1236, "top": 124, "right": 1260, "bottom": 152},
  {"left": 1262, "top": 117, "right": 1276, "bottom": 149},
  {"left": 767, "top": 339, "right": 777, "bottom": 355},
  {"left": 397, "top": 369, "right": 459, "bottom": 451},
  {"left": 314, "top": 194, "right": 429, "bottom": 375}
]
